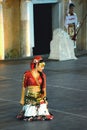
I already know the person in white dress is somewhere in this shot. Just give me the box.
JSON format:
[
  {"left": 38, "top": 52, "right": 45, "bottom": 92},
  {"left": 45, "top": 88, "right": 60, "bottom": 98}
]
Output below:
[{"left": 64, "top": 3, "right": 79, "bottom": 48}]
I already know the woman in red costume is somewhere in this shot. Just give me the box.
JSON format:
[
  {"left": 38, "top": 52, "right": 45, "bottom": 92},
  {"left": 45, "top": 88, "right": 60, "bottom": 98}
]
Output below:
[{"left": 17, "top": 56, "right": 53, "bottom": 121}]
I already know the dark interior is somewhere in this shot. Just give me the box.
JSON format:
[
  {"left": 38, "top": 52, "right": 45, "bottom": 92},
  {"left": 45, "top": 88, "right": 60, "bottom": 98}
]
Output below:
[{"left": 33, "top": 4, "right": 52, "bottom": 55}]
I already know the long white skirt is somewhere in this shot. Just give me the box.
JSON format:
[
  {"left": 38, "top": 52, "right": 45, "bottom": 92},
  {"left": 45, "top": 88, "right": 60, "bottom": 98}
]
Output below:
[{"left": 22, "top": 103, "right": 50, "bottom": 117}]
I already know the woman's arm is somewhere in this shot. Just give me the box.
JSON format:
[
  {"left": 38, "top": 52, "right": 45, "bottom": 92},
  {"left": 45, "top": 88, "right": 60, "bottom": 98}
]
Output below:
[
  {"left": 20, "top": 74, "right": 27, "bottom": 105},
  {"left": 20, "top": 86, "right": 25, "bottom": 105}
]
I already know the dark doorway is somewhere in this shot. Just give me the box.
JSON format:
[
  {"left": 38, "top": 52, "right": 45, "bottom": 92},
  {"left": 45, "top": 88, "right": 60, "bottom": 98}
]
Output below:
[{"left": 33, "top": 4, "right": 52, "bottom": 55}]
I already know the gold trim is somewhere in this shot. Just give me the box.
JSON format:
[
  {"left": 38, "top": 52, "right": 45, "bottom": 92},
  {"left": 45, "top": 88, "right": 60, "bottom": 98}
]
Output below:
[
  {"left": 25, "top": 86, "right": 41, "bottom": 98},
  {"left": 68, "top": 23, "right": 75, "bottom": 37}
]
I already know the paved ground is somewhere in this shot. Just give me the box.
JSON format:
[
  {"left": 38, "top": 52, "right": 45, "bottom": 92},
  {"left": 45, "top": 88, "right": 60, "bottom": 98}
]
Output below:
[{"left": 0, "top": 55, "right": 87, "bottom": 130}]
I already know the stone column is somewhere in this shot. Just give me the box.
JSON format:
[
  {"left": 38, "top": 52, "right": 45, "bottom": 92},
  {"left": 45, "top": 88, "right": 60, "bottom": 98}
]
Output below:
[
  {"left": 0, "top": 1, "right": 4, "bottom": 60},
  {"left": 20, "top": 0, "right": 34, "bottom": 57},
  {"left": 52, "top": 2, "right": 59, "bottom": 31},
  {"left": 59, "top": 0, "right": 64, "bottom": 29},
  {"left": 52, "top": 0, "right": 64, "bottom": 32}
]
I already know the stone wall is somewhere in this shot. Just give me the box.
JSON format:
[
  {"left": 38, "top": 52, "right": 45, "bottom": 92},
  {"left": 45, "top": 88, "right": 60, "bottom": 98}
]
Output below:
[
  {"left": 1, "top": 0, "right": 87, "bottom": 59},
  {"left": 3, "top": 0, "right": 20, "bottom": 59}
]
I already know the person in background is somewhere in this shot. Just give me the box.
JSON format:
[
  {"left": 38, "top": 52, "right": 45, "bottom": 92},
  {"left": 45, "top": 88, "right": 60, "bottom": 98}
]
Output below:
[
  {"left": 16, "top": 56, "right": 53, "bottom": 121},
  {"left": 64, "top": 3, "right": 79, "bottom": 48}
]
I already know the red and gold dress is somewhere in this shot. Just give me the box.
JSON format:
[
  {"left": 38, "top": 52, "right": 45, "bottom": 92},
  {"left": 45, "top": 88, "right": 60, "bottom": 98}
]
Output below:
[
  {"left": 23, "top": 70, "right": 46, "bottom": 105},
  {"left": 17, "top": 70, "right": 53, "bottom": 121}
]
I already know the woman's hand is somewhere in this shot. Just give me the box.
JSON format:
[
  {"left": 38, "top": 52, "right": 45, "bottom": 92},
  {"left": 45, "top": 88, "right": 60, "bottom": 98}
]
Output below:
[{"left": 20, "top": 99, "right": 24, "bottom": 105}]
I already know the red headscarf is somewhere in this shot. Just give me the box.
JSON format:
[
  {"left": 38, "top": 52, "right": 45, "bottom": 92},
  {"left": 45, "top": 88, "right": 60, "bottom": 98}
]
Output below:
[{"left": 30, "top": 56, "right": 43, "bottom": 69}]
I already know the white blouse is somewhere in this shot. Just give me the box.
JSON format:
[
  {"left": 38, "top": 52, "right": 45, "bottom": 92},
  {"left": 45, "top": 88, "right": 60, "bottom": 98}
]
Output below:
[{"left": 64, "top": 13, "right": 78, "bottom": 29}]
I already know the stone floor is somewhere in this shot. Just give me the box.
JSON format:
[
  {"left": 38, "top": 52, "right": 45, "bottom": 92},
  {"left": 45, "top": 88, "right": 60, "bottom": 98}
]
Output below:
[{"left": 0, "top": 55, "right": 87, "bottom": 130}]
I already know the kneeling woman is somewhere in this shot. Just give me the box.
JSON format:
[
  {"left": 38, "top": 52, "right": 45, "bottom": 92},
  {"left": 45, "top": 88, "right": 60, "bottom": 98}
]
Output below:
[{"left": 17, "top": 56, "right": 53, "bottom": 121}]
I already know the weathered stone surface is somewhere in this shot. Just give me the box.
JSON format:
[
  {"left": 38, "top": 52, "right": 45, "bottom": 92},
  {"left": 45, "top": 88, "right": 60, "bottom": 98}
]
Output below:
[{"left": 49, "top": 28, "right": 77, "bottom": 61}]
